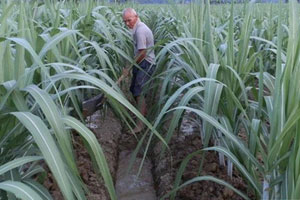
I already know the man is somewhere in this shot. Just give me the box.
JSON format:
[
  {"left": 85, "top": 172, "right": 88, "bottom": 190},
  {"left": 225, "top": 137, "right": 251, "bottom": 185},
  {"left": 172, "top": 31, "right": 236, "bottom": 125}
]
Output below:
[{"left": 122, "top": 8, "right": 156, "bottom": 133}]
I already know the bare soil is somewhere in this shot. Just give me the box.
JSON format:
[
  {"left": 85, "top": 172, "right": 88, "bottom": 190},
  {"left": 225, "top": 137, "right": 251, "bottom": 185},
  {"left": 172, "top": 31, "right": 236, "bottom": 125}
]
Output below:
[
  {"left": 44, "top": 107, "right": 254, "bottom": 200},
  {"left": 44, "top": 109, "right": 122, "bottom": 200},
  {"left": 152, "top": 113, "right": 255, "bottom": 200}
]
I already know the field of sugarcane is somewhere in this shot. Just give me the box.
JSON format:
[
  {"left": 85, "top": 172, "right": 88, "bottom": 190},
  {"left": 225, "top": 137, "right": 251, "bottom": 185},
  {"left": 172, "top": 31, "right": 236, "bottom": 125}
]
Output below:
[{"left": 1, "top": 0, "right": 300, "bottom": 199}]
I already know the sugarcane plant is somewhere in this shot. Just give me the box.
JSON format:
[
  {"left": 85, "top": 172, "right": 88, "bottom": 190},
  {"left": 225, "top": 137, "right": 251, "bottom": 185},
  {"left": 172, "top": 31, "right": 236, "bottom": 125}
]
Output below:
[
  {"left": 151, "top": 0, "right": 300, "bottom": 199},
  {"left": 0, "top": 1, "right": 166, "bottom": 199}
]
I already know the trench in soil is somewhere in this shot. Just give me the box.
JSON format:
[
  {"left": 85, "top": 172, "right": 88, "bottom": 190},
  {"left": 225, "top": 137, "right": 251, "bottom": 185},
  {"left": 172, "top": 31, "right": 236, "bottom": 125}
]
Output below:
[{"left": 44, "top": 107, "right": 254, "bottom": 200}]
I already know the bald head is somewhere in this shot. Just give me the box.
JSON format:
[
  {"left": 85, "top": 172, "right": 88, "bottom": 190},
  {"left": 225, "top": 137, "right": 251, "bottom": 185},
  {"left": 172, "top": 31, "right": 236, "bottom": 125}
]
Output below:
[
  {"left": 122, "top": 8, "right": 139, "bottom": 29},
  {"left": 122, "top": 8, "right": 137, "bottom": 18}
]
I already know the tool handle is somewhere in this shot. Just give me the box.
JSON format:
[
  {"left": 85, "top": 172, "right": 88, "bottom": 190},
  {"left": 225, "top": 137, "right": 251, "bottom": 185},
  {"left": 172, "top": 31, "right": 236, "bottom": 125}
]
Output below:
[
  {"left": 116, "top": 74, "right": 125, "bottom": 85},
  {"left": 116, "top": 65, "right": 133, "bottom": 85}
]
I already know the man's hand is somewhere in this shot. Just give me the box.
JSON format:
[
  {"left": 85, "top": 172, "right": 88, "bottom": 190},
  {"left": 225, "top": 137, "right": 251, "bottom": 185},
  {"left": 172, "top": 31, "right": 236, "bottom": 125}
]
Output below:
[
  {"left": 117, "top": 67, "right": 131, "bottom": 85},
  {"left": 122, "top": 67, "right": 130, "bottom": 77}
]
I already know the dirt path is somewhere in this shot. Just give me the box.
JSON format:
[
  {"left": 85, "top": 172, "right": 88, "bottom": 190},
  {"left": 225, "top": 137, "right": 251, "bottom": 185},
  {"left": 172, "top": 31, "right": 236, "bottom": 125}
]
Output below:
[
  {"left": 115, "top": 150, "right": 156, "bottom": 200},
  {"left": 115, "top": 121, "right": 157, "bottom": 200}
]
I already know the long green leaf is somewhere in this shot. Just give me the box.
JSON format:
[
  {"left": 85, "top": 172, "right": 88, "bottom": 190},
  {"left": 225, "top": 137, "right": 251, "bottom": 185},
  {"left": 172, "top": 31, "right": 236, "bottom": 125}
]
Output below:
[
  {"left": 0, "top": 181, "right": 43, "bottom": 200},
  {"left": 0, "top": 156, "right": 43, "bottom": 176},
  {"left": 161, "top": 176, "right": 250, "bottom": 200},
  {"left": 11, "top": 112, "right": 74, "bottom": 200},
  {"left": 62, "top": 116, "right": 116, "bottom": 200}
]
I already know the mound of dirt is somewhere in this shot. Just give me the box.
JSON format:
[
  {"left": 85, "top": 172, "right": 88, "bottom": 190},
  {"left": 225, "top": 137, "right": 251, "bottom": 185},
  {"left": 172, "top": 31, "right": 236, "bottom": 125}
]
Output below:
[{"left": 44, "top": 109, "right": 122, "bottom": 199}]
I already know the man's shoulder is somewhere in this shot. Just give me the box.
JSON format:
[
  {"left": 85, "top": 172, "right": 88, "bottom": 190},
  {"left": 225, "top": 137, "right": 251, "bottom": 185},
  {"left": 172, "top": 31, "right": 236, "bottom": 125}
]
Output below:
[
  {"left": 137, "top": 21, "right": 147, "bottom": 27},
  {"left": 136, "top": 22, "right": 152, "bottom": 35}
]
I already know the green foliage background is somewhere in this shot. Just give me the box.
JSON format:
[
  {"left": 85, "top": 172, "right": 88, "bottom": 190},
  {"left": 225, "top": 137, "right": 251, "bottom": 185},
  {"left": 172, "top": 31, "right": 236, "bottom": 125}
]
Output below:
[{"left": 0, "top": 0, "right": 300, "bottom": 199}]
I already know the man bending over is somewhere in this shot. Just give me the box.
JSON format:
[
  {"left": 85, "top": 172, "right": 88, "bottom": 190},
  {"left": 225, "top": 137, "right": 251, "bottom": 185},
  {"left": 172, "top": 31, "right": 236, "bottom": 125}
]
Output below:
[{"left": 122, "top": 8, "right": 156, "bottom": 133}]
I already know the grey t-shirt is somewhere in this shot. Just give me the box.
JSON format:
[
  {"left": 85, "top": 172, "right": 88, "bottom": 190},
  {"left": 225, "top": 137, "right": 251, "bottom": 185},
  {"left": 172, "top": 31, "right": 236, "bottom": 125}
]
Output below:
[{"left": 131, "top": 20, "right": 155, "bottom": 64}]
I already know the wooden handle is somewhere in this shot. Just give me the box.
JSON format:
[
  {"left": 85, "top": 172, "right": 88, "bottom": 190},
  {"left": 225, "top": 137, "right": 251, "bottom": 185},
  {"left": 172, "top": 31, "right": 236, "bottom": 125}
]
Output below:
[
  {"left": 116, "top": 74, "right": 125, "bottom": 85},
  {"left": 116, "top": 66, "right": 133, "bottom": 85}
]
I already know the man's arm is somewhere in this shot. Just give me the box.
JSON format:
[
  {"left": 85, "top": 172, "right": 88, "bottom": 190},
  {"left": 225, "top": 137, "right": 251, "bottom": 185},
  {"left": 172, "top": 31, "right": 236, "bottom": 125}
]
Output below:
[
  {"left": 122, "top": 49, "right": 146, "bottom": 77},
  {"left": 135, "top": 49, "right": 147, "bottom": 64}
]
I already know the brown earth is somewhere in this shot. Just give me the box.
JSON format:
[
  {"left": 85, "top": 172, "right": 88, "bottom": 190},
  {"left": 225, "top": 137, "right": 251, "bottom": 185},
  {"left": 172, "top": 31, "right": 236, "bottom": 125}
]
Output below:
[
  {"left": 152, "top": 113, "right": 255, "bottom": 200},
  {"left": 43, "top": 104, "right": 254, "bottom": 200},
  {"left": 44, "top": 109, "right": 122, "bottom": 200}
]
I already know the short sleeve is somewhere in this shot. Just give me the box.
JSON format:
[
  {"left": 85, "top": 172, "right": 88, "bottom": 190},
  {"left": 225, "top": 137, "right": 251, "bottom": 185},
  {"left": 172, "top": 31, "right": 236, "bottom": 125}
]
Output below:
[{"left": 136, "top": 29, "right": 147, "bottom": 50}]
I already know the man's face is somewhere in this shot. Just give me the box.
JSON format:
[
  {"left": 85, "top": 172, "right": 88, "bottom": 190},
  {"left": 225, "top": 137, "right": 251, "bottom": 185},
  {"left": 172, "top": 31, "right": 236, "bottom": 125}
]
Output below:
[{"left": 123, "top": 13, "right": 138, "bottom": 29}]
